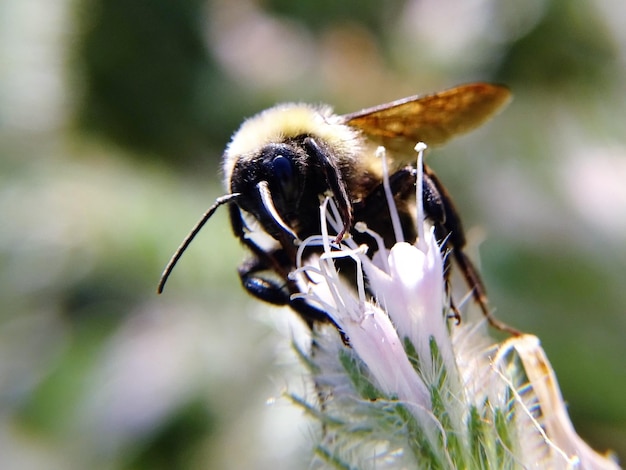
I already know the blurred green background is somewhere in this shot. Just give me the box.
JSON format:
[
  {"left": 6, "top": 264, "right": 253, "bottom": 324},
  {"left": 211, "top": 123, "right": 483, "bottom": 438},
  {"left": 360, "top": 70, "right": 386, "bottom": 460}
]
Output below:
[{"left": 1, "top": 0, "right": 625, "bottom": 468}]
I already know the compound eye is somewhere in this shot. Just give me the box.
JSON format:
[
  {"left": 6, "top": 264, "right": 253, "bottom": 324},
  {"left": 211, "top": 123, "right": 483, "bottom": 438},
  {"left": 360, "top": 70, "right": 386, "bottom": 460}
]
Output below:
[{"left": 272, "top": 155, "right": 297, "bottom": 199}]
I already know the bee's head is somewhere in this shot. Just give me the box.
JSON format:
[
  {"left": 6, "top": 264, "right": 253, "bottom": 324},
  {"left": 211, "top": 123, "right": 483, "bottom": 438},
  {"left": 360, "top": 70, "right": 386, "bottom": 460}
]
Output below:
[
  {"left": 228, "top": 133, "right": 355, "bottom": 247},
  {"left": 222, "top": 103, "right": 361, "bottom": 244},
  {"left": 229, "top": 141, "right": 306, "bottom": 242}
]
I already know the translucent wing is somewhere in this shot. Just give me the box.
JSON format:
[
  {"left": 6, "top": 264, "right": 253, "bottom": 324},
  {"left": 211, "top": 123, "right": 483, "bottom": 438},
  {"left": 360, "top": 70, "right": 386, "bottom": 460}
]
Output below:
[{"left": 342, "top": 83, "right": 511, "bottom": 152}]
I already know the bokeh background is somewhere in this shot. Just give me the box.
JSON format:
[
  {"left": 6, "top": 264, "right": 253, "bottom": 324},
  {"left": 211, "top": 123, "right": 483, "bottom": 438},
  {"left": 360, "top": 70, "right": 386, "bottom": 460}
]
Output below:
[{"left": 1, "top": 0, "right": 625, "bottom": 468}]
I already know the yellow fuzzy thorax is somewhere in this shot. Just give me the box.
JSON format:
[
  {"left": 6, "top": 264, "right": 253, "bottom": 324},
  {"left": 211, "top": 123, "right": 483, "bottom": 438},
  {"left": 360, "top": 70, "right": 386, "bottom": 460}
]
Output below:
[{"left": 222, "top": 103, "right": 362, "bottom": 186}]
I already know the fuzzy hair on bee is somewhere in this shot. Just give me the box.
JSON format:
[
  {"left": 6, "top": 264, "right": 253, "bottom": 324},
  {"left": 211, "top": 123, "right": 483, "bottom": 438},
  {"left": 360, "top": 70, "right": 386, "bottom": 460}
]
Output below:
[
  {"left": 158, "top": 83, "right": 518, "bottom": 334},
  {"left": 223, "top": 104, "right": 364, "bottom": 179}
]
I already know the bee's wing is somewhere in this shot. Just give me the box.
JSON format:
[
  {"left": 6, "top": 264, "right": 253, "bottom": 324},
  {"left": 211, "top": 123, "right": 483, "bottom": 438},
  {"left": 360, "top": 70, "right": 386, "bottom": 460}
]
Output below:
[{"left": 341, "top": 83, "right": 511, "bottom": 151}]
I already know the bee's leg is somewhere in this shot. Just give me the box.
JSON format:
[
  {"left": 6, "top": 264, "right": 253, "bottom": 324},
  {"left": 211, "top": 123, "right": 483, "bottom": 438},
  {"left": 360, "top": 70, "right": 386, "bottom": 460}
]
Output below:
[
  {"left": 447, "top": 296, "right": 463, "bottom": 325},
  {"left": 424, "top": 166, "right": 521, "bottom": 336},
  {"left": 425, "top": 194, "right": 463, "bottom": 327},
  {"left": 229, "top": 203, "right": 334, "bottom": 327},
  {"left": 237, "top": 256, "right": 290, "bottom": 305},
  {"left": 237, "top": 255, "right": 332, "bottom": 326}
]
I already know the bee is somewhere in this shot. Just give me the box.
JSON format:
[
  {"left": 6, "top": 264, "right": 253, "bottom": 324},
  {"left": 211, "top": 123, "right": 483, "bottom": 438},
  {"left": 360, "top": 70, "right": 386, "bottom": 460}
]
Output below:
[{"left": 158, "top": 83, "right": 517, "bottom": 334}]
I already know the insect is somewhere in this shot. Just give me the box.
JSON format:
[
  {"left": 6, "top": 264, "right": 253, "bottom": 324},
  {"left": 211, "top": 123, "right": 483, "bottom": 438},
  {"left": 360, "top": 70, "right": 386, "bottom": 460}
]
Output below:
[{"left": 158, "top": 83, "right": 518, "bottom": 334}]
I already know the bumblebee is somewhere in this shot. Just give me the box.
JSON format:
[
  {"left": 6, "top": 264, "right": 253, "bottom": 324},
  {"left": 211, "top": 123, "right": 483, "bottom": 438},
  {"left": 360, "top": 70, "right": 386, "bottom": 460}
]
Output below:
[{"left": 158, "top": 83, "right": 517, "bottom": 334}]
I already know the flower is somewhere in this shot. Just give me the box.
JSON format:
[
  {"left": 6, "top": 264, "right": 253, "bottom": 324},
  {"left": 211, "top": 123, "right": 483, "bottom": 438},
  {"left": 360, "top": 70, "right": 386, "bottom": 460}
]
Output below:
[{"left": 287, "top": 144, "right": 620, "bottom": 469}]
